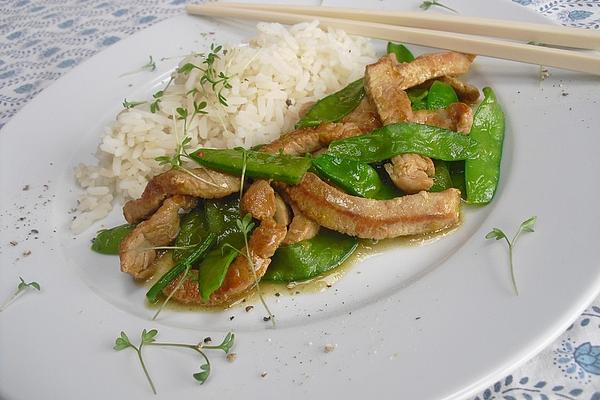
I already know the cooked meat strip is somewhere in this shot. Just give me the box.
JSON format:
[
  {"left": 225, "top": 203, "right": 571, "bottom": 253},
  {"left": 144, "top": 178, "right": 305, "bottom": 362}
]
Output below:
[
  {"left": 274, "top": 194, "right": 290, "bottom": 227},
  {"left": 384, "top": 154, "right": 435, "bottom": 195},
  {"left": 340, "top": 97, "right": 382, "bottom": 133},
  {"left": 412, "top": 102, "right": 474, "bottom": 134},
  {"left": 241, "top": 180, "right": 276, "bottom": 221},
  {"left": 285, "top": 173, "right": 460, "bottom": 239},
  {"left": 164, "top": 218, "right": 287, "bottom": 305},
  {"left": 364, "top": 55, "right": 414, "bottom": 125},
  {"left": 123, "top": 168, "right": 240, "bottom": 224},
  {"left": 283, "top": 204, "right": 320, "bottom": 245},
  {"left": 119, "top": 195, "right": 196, "bottom": 279},
  {"left": 438, "top": 76, "right": 480, "bottom": 103},
  {"left": 259, "top": 122, "right": 363, "bottom": 156}
]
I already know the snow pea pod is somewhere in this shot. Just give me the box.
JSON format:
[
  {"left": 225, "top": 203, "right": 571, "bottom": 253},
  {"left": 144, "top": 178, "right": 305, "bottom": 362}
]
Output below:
[
  {"left": 430, "top": 160, "right": 453, "bottom": 192},
  {"left": 190, "top": 148, "right": 311, "bottom": 185},
  {"left": 197, "top": 245, "right": 239, "bottom": 301},
  {"left": 465, "top": 87, "right": 505, "bottom": 204},
  {"left": 311, "top": 154, "right": 392, "bottom": 199},
  {"left": 387, "top": 42, "right": 415, "bottom": 63},
  {"left": 449, "top": 161, "right": 467, "bottom": 199},
  {"left": 427, "top": 80, "right": 459, "bottom": 110},
  {"left": 263, "top": 230, "right": 358, "bottom": 282},
  {"left": 328, "top": 123, "right": 478, "bottom": 163},
  {"left": 204, "top": 196, "right": 245, "bottom": 249},
  {"left": 145, "top": 233, "right": 217, "bottom": 303},
  {"left": 407, "top": 88, "right": 428, "bottom": 111},
  {"left": 295, "top": 78, "right": 365, "bottom": 129},
  {"left": 91, "top": 224, "right": 135, "bottom": 255},
  {"left": 173, "top": 209, "right": 208, "bottom": 262}
]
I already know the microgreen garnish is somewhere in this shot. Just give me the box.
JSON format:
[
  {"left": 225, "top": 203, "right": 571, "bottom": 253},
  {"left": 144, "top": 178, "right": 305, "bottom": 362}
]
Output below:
[
  {"left": 0, "top": 277, "right": 41, "bottom": 312},
  {"left": 122, "top": 99, "right": 146, "bottom": 109},
  {"left": 119, "top": 56, "right": 157, "bottom": 77},
  {"left": 177, "top": 43, "right": 233, "bottom": 106},
  {"left": 113, "top": 329, "right": 234, "bottom": 393},
  {"left": 150, "top": 90, "right": 164, "bottom": 113},
  {"left": 419, "top": 0, "right": 457, "bottom": 13},
  {"left": 485, "top": 216, "right": 537, "bottom": 295}
]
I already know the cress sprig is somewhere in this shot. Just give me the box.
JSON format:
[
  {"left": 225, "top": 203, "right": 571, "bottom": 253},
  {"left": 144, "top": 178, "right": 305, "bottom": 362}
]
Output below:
[
  {"left": 419, "top": 0, "right": 458, "bottom": 13},
  {"left": 113, "top": 329, "right": 235, "bottom": 394},
  {"left": 178, "top": 43, "right": 233, "bottom": 106},
  {"left": 486, "top": 216, "right": 537, "bottom": 295},
  {"left": 120, "top": 56, "right": 157, "bottom": 77},
  {"left": 0, "top": 277, "right": 41, "bottom": 312}
]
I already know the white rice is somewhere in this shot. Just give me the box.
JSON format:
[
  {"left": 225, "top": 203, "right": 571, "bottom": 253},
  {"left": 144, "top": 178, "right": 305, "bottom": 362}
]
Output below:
[{"left": 71, "top": 22, "right": 376, "bottom": 233}]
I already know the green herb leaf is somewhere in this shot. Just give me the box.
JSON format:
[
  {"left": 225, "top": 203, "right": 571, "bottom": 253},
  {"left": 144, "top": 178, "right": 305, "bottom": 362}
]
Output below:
[
  {"left": 485, "top": 228, "right": 506, "bottom": 241},
  {"left": 178, "top": 63, "right": 197, "bottom": 74},
  {"left": 520, "top": 216, "right": 537, "bottom": 233},
  {"left": 122, "top": 99, "right": 146, "bottom": 109},
  {"left": 193, "top": 363, "right": 210, "bottom": 384},
  {"left": 419, "top": 0, "right": 458, "bottom": 13},
  {"left": 176, "top": 107, "right": 188, "bottom": 120},
  {"left": 217, "top": 332, "right": 235, "bottom": 353},
  {"left": 113, "top": 331, "right": 132, "bottom": 351},
  {"left": 141, "top": 329, "right": 158, "bottom": 344}
]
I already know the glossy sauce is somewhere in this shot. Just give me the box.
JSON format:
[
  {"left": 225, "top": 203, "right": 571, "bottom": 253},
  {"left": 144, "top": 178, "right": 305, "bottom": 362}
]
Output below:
[{"left": 142, "top": 221, "right": 461, "bottom": 312}]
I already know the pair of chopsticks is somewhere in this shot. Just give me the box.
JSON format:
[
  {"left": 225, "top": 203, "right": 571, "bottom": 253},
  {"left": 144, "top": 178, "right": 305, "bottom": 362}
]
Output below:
[{"left": 186, "top": 2, "right": 600, "bottom": 76}]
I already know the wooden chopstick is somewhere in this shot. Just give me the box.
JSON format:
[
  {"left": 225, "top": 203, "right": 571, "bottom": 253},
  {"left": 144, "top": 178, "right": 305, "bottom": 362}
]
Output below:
[
  {"left": 209, "top": 2, "right": 600, "bottom": 50},
  {"left": 186, "top": 3, "right": 600, "bottom": 76}
]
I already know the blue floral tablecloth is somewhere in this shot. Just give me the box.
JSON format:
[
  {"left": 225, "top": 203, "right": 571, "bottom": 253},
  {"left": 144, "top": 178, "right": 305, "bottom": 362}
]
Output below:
[{"left": 1, "top": 1, "right": 599, "bottom": 399}]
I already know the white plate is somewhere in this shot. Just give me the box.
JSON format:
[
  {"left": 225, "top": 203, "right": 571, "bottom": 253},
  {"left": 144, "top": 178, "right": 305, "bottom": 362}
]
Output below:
[{"left": 1, "top": 1, "right": 599, "bottom": 399}]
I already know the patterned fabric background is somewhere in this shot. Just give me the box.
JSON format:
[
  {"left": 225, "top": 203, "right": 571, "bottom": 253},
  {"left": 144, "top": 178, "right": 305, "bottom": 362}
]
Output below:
[{"left": 1, "top": 0, "right": 599, "bottom": 399}]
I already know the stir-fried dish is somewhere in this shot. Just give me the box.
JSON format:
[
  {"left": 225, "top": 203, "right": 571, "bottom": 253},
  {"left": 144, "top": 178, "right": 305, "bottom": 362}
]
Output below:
[{"left": 92, "top": 42, "right": 505, "bottom": 308}]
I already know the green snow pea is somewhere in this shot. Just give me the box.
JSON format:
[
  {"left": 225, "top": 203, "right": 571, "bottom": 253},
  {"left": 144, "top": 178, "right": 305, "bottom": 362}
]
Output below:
[
  {"left": 407, "top": 88, "right": 429, "bottom": 111},
  {"left": 263, "top": 230, "right": 358, "bottom": 282},
  {"left": 91, "top": 224, "right": 135, "bottom": 255},
  {"left": 427, "top": 80, "right": 459, "bottom": 110},
  {"left": 173, "top": 209, "right": 208, "bottom": 262},
  {"left": 311, "top": 154, "right": 396, "bottom": 199},
  {"left": 145, "top": 233, "right": 217, "bottom": 303},
  {"left": 386, "top": 42, "right": 415, "bottom": 63},
  {"left": 204, "top": 196, "right": 245, "bottom": 248},
  {"left": 328, "top": 123, "right": 478, "bottom": 163},
  {"left": 190, "top": 148, "right": 311, "bottom": 185},
  {"left": 449, "top": 161, "right": 467, "bottom": 199},
  {"left": 196, "top": 245, "right": 239, "bottom": 301},
  {"left": 465, "top": 87, "right": 505, "bottom": 204},
  {"left": 295, "top": 78, "right": 365, "bottom": 129},
  {"left": 430, "top": 160, "right": 453, "bottom": 192}
]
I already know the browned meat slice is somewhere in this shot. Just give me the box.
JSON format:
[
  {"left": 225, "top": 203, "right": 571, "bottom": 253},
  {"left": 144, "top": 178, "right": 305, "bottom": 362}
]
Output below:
[
  {"left": 274, "top": 194, "right": 290, "bottom": 227},
  {"left": 340, "top": 97, "right": 382, "bottom": 133},
  {"left": 119, "top": 195, "right": 196, "bottom": 279},
  {"left": 123, "top": 168, "right": 240, "bottom": 224},
  {"left": 259, "top": 122, "right": 363, "bottom": 156},
  {"left": 439, "top": 76, "right": 480, "bottom": 103},
  {"left": 395, "top": 52, "right": 474, "bottom": 89},
  {"left": 412, "top": 102, "right": 474, "bottom": 134},
  {"left": 164, "top": 218, "right": 287, "bottom": 305},
  {"left": 283, "top": 205, "right": 320, "bottom": 245},
  {"left": 241, "top": 180, "right": 276, "bottom": 221},
  {"left": 384, "top": 154, "right": 435, "bottom": 195},
  {"left": 364, "top": 54, "right": 414, "bottom": 125},
  {"left": 285, "top": 173, "right": 460, "bottom": 239}
]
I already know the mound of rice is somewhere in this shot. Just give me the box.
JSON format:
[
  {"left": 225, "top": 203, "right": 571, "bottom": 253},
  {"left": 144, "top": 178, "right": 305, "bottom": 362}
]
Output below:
[{"left": 72, "top": 21, "right": 376, "bottom": 233}]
